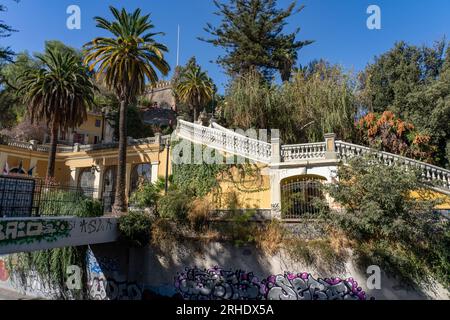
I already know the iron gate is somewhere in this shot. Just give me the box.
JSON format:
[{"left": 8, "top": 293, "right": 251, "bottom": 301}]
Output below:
[
  {"left": 0, "top": 175, "right": 37, "bottom": 217},
  {"left": 281, "top": 176, "right": 325, "bottom": 219}
]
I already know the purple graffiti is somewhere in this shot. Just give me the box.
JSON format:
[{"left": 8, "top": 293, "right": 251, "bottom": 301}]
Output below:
[{"left": 175, "top": 267, "right": 367, "bottom": 300}]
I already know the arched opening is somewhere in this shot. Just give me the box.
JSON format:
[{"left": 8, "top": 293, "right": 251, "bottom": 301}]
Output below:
[
  {"left": 281, "top": 175, "right": 326, "bottom": 219},
  {"left": 102, "top": 166, "right": 117, "bottom": 213},
  {"left": 129, "top": 163, "right": 152, "bottom": 196}
]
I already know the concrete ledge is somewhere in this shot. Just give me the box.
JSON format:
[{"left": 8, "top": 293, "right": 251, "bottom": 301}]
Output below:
[{"left": 0, "top": 217, "right": 119, "bottom": 255}]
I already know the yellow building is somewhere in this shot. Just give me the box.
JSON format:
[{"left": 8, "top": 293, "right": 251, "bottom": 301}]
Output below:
[{"left": 0, "top": 119, "right": 449, "bottom": 217}]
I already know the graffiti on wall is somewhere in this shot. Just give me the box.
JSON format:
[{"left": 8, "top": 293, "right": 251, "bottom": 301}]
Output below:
[
  {"left": 175, "top": 267, "right": 367, "bottom": 300},
  {"left": 86, "top": 247, "right": 142, "bottom": 300},
  {"left": 89, "top": 277, "right": 142, "bottom": 300},
  {"left": 79, "top": 219, "right": 114, "bottom": 235},
  {"left": 0, "top": 220, "right": 71, "bottom": 246},
  {"left": 0, "top": 259, "right": 9, "bottom": 282}
]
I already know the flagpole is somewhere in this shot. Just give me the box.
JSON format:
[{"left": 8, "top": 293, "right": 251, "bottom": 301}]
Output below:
[{"left": 176, "top": 24, "right": 180, "bottom": 67}]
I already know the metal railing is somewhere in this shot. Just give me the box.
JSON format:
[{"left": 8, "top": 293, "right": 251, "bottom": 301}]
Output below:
[{"left": 0, "top": 175, "right": 102, "bottom": 218}]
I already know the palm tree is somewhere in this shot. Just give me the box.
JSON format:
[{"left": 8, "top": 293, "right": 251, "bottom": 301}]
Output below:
[
  {"left": 17, "top": 48, "right": 95, "bottom": 178},
  {"left": 84, "top": 7, "right": 170, "bottom": 214},
  {"left": 176, "top": 63, "right": 214, "bottom": 122}
]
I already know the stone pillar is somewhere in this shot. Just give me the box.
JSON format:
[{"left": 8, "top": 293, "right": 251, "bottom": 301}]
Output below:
[
  {"left": 92, "top": 165, "right": 105, "bottom": 200},
  {"left": 270, "top": 171, "right": 282, "bottom": 220},
  {"left": 125, "top": 163, "right": 132, "bottom": 198},
  {"left": 271, "top": 131, "right": 281, "bottom": 164},
  {"left": 209, "top": 116, "right": 217, "bottom": 128},
  {"left": 151, "top": 162, "right": 159, "bottom": 184},
  {"left": 70, "top": 167, "right": 81, "bottom": 187},
  {"left": 324, "top": 133, "right": 337, "bottom": 160},
  {"left": 29, "top": 157, "right": 38, "bottom": 177},
  {"left": 29, "top": 140, "right": 38, "bottom": 151},
  {"left": 154, "top": 133, "right": 162, "bottom": 146}
]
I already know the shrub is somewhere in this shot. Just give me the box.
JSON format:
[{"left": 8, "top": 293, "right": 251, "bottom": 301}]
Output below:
[
  {"left": 151, "top": 218, "right": 179, "bottom": 250},
  {"left": 254, "top": 220, "right": 285, "bottom": 255},
  {"left": 130, "top": 182, "right": 161, "bottom": 210},
  {"left": 187, "top": 198, "right": 212, "bottom": 231},
  {"left": 323, "top": 155, "right": 448, "bottom": 287},
  {"left": 157, "top": 189, "right": 193, "bottom": 221},
  {"left": 39, "top": 191, "right": 103, "bottom": 217},
  {"left": 118, "top": 211, "right": 153, "bottom": 247}
]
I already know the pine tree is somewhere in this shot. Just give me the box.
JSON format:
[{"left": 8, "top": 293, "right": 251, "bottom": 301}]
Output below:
[{"left": 200, "top": 0, "right": 313, "bottom": 81}]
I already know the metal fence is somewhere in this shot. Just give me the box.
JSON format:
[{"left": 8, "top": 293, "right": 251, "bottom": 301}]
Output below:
[
  {"left": 0, "top": 175, "right": 101, "bottom": 218},
  {"left": 281, "top": 177, "right": 325, "bottom": 220},
  {"left": 0, "top": 175, "right": 37, "bottom": 217}
]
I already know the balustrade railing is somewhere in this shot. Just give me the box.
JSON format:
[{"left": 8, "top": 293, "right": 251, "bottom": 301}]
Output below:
[
  {"left": 0, "top": 135, "right": 168, "bottom": 154},
  {"left": 178, "top": 120, "right": 272, "bottom": 163},
  {"left": 281, "top": 143, "right": 326, "bottom": 161},
  {"left": 336, "top": 141, "right": 450, "bottom": 190}
]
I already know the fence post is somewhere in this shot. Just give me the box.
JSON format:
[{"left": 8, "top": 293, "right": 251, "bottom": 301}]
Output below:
[{"left": 324, "top": 133, "right": 337, "bottom": 160}]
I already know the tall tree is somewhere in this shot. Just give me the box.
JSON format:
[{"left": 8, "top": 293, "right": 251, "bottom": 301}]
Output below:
[
  {"left": 17, "top": 48, "right": 95, "bottom": 177},
  {"left": 0, "top": 1, "right": 18, "bottom": 63},
  {"left": 359, "top": 40, "right": 450, "bottom": 167},
  {"left": 223, "top": 62, "right": 357, "bottom": 143},
  {"left": 175, "top": 58, "right": 214, "bottom": 121},
  {"left": 84, "top": 6, "right": 170, "bottom": 214},
  {"left": 201, "top": 0, "right": 312, "bottom": 81}
]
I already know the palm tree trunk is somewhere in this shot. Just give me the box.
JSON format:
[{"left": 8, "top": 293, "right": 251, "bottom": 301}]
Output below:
[
  {"left": 113, "top": 99, "right": 128, "bottom": 214},
  {"left": 46, "top": 121, "right": 58, "bottom": 178}
]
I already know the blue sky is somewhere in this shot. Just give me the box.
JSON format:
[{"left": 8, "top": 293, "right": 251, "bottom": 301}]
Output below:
[{"left": 2, "top": 0, "right": 450, "bottom": 92}]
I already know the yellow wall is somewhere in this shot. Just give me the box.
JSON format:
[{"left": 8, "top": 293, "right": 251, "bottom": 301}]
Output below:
[
  {"left": 410, "top": 190, "right": 450, "bottom": 209},
  {"left": 72, "top": 113, "right": 104, "bottom": 144},
  {"left": 209, "top": 165, "right": 271, "bottom": 210},
  {"left": 1, "top": 142, "right": 448, "bottom": 211}
]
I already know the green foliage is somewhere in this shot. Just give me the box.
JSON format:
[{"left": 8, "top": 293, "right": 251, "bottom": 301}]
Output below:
[
  {"left": 109, "top": 104, "right": 154, "bottom": 140},
  {"left": 157, "top": 188, "right": 193, "bottom": 221},
  {"left": 359, "top": 40, "right": 450, "bottom": 166},
  {"left": 130, "top": 181, "right": 162, "bottom": 209},
  {"left": 201, "top": 0, "right": 313, "bottom": 81},
  {"left": 323, "top": 155, "right": 449, "bottom": 287},
  {"left": 222, "top": 62, "right": 357, "bottom": 143},
  {"left": 229, "top": 210, "right": 257, "bottom": 247},
  {"left": 174, "top": 57, "right": 215, "bottom": 121},
  {"left": 10, "top": 246, "right": 88, "bottom": 300},
  {"left": 39, "top": 191, "right": 103, "bottom": 218},
  {"left": 84, "top": 6, "right": 170, "bottom": 212},
  {"left": 0, "top": 1, "right": 18, "bottom": 63},
  {"left": 172, "top": 142, "right": 228, "bottom": 197},
  {"left": 118, "top": 211, "right": 153, "bottom": 247}
]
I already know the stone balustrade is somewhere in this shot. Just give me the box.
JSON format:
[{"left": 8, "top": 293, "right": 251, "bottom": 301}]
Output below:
[
  {"left": 281, "top": 143, "right": 327, "bottom": 161},
  {"left": 336, "top": 141, "right": 450, "bottom": 190},
  {"left": 0, "top": 135, "right": 169, "bottom": 154},
  {"left": 178, "top": 120, "right": 272, "bottom": 163}
]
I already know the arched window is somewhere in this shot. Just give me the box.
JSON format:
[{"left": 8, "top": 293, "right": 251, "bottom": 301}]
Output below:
[
  {"left": 130, "top": 164, "right": 152, "bottom": 195},
  {"left": 281, "top": 175, "right": 326, "bottom": 219}
]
